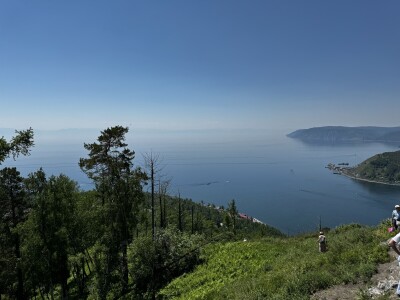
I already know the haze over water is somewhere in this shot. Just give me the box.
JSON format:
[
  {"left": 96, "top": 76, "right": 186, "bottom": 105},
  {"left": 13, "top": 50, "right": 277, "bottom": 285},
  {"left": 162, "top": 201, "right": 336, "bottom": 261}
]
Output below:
[
  {"left": 4, "top": 128, "right": 400, "bottom": 235},
  {"left": 2, "top": 1, "right": 400, "bottom": 237}
]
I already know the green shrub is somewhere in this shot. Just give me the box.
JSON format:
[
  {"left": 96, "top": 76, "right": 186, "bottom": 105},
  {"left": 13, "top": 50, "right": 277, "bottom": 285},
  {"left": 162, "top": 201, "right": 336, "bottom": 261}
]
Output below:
[{"left": 128, "top": 227, "right": 205, "bottom": 298}]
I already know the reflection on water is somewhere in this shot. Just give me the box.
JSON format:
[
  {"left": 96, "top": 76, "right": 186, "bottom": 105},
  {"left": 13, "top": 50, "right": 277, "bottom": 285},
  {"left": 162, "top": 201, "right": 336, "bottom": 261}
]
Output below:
[{"left": 290, "top": 137, "right": 400, "bottom": 148}]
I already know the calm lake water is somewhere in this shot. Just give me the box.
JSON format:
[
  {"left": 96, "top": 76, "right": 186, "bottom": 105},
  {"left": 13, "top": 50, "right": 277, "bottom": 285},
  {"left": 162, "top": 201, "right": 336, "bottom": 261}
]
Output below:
[{"left": 4, "top": 129, "right": 400, "bottom": 234}]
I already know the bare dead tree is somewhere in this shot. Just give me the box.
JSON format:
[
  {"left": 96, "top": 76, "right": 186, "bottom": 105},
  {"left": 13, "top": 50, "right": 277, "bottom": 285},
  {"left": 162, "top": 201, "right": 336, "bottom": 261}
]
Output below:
[
  {"left": 143, "top": 152, "right": 160, "bottom": 239},
  {"left": 143, "top": 152, "right": 172, "bottom": 237},
  {"left": 158, "top": 178, "right": 171, "bottom": 228}
]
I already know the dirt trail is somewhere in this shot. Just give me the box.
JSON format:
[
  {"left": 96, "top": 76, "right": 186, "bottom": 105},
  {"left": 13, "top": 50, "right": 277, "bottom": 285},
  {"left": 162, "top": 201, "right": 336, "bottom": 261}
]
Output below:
[{"left": 311, "top": 249, "right": 400, "bottom": 300}]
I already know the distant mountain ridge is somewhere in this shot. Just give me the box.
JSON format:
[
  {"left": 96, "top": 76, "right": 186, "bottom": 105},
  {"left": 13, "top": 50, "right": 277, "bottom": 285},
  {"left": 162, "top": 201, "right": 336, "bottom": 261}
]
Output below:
[{"left": 287, "top": 126, "right": 400, "bottom": 142}]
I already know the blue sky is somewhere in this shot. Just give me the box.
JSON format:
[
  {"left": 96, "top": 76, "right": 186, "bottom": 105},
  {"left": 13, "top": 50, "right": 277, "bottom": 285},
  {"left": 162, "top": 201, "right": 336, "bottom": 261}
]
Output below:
[{"left": 1, "top": 1, "right": 399, "bottom": 132}]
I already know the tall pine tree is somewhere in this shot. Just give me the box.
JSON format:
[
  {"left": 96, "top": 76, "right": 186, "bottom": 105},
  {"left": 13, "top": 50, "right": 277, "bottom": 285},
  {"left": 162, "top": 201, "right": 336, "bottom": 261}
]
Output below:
[{"left": 79, "top": 126, "right": 146, "bottom": 298}]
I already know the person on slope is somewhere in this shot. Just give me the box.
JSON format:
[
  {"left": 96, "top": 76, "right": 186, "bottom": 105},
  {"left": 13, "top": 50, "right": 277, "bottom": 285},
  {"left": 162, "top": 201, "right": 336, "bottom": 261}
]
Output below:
[
  {"left": 392, "top": 205, "right": 400, "bottom": 230},
  {"left": 388, "top": 232, "right": 400, "bottom": 296},
  {"left": 318, "top": 231, "right": 327, "bottom": 252},
  {"left": 388, "top": 232, "right": 400, "bottom": 255}
]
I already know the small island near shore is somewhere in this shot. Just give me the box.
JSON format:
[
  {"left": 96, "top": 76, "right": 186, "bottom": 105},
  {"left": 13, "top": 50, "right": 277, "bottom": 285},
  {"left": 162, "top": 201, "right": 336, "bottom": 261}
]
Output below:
[{"left": 327, "top": 150, "right": 400, "bottom": 186}]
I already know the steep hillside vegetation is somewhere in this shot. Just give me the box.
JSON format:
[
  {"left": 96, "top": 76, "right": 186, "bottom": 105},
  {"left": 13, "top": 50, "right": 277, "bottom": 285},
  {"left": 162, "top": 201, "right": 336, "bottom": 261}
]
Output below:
[
  {"left": 0, "top": 127, "right": 283, "bottom": 300},
  {"left": 345, "top": 151, "right": 400, "bottom": 184},
  {"left": 160, "top": 223, "right": 391, "bottom": 300}
]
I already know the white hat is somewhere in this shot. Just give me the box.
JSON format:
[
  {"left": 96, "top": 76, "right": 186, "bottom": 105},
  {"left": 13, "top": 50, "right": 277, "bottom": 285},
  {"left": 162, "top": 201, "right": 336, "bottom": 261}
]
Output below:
[{"left": 395, "top": 205, "right": 400, "bottom": 208}]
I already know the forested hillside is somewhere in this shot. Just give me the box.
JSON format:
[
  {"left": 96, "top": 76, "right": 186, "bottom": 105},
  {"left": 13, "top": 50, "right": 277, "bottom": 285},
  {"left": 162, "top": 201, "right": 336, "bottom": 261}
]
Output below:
[
  {"left": 344, "top": 150, "right": 400, "bottom": 184},
  {"left": 0, "top": 127, "right": 282, "bottom": 300},
  {"left": 2, "top": 127, "right": 395, "bottom": 300}
]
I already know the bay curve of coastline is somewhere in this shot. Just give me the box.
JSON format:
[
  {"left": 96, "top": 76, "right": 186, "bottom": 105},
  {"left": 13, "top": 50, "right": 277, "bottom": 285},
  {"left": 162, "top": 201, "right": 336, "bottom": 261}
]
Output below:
[{"left": 341, "top": 171, "right": 400, "bottom": 187}]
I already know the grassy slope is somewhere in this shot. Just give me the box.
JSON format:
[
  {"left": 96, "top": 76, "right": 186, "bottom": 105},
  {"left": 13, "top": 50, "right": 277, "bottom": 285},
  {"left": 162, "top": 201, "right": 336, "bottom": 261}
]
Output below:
[{"left": 160, "top": 223, "right": 392, "bottom": 300}]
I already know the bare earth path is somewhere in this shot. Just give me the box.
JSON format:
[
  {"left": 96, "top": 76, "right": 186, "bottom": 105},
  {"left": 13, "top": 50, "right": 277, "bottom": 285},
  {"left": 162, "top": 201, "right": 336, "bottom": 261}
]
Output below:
[{"left": 311, "top": 248, "right": 400, "bottom": 300}]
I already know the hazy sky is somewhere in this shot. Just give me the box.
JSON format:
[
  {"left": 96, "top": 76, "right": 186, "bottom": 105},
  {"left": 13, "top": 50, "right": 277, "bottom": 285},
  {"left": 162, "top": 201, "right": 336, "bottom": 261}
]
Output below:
[{"left": 1, "top": 1, "right": 399, "bottom": 132}]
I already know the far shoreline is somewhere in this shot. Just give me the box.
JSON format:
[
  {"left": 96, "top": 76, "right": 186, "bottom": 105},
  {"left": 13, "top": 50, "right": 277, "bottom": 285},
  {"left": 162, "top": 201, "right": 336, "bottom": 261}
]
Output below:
[{"left": 341, "top": 171, "right": 400, "bottom": 187}]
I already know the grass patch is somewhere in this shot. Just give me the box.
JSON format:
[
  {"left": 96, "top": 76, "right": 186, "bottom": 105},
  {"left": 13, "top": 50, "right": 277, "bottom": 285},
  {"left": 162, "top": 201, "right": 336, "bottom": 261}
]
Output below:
[{"left": 160, "top": 223, "right": 391, "bottom": 299}]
